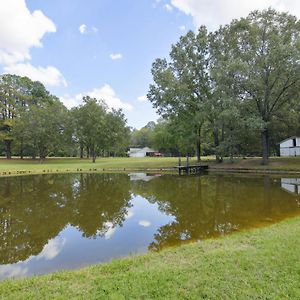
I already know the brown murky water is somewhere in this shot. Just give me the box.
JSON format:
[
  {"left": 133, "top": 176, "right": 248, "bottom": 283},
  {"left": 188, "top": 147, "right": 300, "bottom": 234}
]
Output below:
[{"left": 0, "top": 173, "right": 299, "bottom": 279}]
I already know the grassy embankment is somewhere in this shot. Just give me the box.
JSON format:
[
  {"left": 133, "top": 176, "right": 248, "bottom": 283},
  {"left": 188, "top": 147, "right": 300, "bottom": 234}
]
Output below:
[
  {"left": 0, "top": 156, "right": 200, "bottom": 177},
  {"left": 0, "top": 217, "right": 299, "bottom": 299},
  {"left": 1, "top": 156, "right": 300, "bottom": 176},
  {"left": 210, "top": 156, "right": 300, "bottom": 172}
]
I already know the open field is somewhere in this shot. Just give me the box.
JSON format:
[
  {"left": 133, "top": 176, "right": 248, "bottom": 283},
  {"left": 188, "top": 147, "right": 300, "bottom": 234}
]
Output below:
[
  {"left": 0, "top": 157, "right": 210, "bottom": 176},
  {"left": 0, "top": 157, "right": 180, "bottom": 174},
  {"left": 0, "top": 216, "right": 299, "bottom": 299},
  {"left": 1, "top": 156, "right": 300, "bottom": 176}
]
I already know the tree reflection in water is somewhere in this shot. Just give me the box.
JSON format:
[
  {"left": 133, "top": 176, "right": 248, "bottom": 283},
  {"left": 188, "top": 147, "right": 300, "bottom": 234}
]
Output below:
[
  {"left": 0, "top": 173, "right": 299, "bottom": 269},
  {"left": 0, "top": 173, "right": 132, "bottom": 264},
  {"left": 131, "top": 175, "right": 300, "bottom": 251}
]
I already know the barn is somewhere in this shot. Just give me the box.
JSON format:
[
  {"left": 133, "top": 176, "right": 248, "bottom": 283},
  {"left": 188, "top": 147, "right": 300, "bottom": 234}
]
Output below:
[
  {"left": 128, "top": 147, "right": 156, "bottom": 158},
  {"left": 279, "top": 136, "right": 300, "bottom": 157}
]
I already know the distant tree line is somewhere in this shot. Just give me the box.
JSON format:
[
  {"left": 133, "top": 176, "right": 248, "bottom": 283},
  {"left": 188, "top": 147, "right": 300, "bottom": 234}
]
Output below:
[
  {"left": 2, "top": 9, "right": 300, "bottom": 165},
  {"left": 147, "top": 9, "right": 300, "bottom": 164},
  {"left": 0, "top": 74, "right": 130, "bottom": 162}
]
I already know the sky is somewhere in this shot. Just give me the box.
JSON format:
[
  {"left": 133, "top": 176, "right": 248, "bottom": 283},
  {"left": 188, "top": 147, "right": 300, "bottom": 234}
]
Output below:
[{"left": 1, "top": 0, "right": 300, "bottom": 129}]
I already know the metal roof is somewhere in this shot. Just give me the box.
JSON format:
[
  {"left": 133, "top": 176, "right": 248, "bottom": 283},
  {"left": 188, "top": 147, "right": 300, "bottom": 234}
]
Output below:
[{"left": 279, "top": 136, "right": 300, "bottom": 144}]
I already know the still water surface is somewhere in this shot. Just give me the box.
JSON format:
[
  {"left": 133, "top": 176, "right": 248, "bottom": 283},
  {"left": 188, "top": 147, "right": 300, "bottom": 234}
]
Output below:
[{"left": 0, "top": 173, "right": 299, "bottom": 279}]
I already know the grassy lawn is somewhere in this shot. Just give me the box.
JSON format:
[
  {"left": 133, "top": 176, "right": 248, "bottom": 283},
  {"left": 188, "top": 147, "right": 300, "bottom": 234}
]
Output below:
[
  {"left": 0, "top": 157, "right": 181, "bottom": 176},
  {"left": 210, "top": 156, "right": 300, "bottom": 171},
  {"left": 0, "top": 156, "right": 213, "bottom": 176},
  {"left": 0, "top": 216, "right": 299, "bottom": 299},
  {"left": 1, "top": 156, "right": 300, "bottom": 176}
]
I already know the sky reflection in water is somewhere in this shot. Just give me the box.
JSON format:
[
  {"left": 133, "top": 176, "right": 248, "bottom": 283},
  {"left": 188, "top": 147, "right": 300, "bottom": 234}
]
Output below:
[{"left": 0, "top": 172, "right": 299, "bottom": 279}]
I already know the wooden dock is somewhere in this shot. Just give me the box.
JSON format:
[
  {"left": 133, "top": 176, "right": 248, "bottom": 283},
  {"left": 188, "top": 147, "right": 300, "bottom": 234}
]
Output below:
[{"left": 176, "top": 157, "right": 208, "bottom": 175}]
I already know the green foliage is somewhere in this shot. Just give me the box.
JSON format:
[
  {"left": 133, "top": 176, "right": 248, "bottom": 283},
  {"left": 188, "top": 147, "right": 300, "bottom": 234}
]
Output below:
[
  {"left": 15, "top": 98, "right": 68, "bottom": 159},
  {"left": 72, "top": 96, "right": 130, "bottom": 162},
  {"left": 0, "top": 75, "right": 130, "bottom": 160},
  {"left": 148, "top": 9, "right": 300, "bottom": 163}
]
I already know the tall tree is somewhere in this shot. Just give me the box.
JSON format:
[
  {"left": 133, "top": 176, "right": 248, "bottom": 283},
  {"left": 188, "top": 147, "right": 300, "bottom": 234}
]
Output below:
[
  {"left": 0, "top": 74, "right": 51, "bottom": 158},
  {"left": 217, "top": 9, "right": 300, "bottom": 164},
  {"left": 16, "top": 97, "right": 68, "bottom": 160},
  {"left": 74, "top": 96, "right": 107, "bottom": 163},
  {"left": 105, "top": 109, "right": 130, "bottom": 156},
  {"left": 148, "top": 28, "right": 224, "bottom": 162},
  {"left": 0, "top": 75, "right": 30, "bottom": 158}
]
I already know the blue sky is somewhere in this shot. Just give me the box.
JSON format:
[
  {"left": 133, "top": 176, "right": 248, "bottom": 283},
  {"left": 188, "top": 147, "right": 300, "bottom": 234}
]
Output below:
[{"left": 1, "top": 0, "right": 299, "bottom": 128}]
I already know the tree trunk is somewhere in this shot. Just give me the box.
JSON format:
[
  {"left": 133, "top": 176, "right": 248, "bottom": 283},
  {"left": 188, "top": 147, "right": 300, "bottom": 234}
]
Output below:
[
  {"left": 80, "top": 144, "right": 84, "bottom": 159},
  {"left": 86, "top": 147, "right": 90, "bottom": 158},
  {"left": 39, "top": 146, "right": 47, "bottom": 162},
  {"left": 20, "top": 138, "right": 24, "bottom": 159},
  {"left": 39, "top": 153, "right": 46, "bottom": 162},
  {"left": 4, "top": 140, "right": 12, "bottom": 159},
  {"left": 213, "top": 128, "right": 222, "bottom": 163},
  {"left": 90, "top": 147, "right": 96, "bottom": 163},
  {"left": 196, "top": 127, "right": 201, "bottom": 163},
  {"left": 261, "top": 128, "right": 269, "bottom": 165}
]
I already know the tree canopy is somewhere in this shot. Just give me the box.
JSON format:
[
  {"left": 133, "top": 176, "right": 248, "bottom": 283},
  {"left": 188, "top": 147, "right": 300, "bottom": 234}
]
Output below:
[
  {"left": 148, "top": 9, "right": 300, "bottom": 163},
  {"left": 0, "top": 75, "right": 130, "bottom": 161}
]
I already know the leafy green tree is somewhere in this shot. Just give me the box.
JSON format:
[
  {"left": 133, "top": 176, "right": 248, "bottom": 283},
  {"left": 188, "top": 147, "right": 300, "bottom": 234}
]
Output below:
[
  {"left": 105, "top": 109, "right": 130, "bottom": 156},
  {"left": 0, "top": 74, "right": 52, "bottom": 158},
  {"left": 0, "top": 75, "right": 31, "bottom": 158},
  {"left": 216, "top": 9, "right": 300, "bottom": 164},
  {"left": 130, "top": 124, "right": 155, "bottom": 148},
  {"left": 148, "top": 28, "right": 225, "bottom": 162},
  {"left": 73, "top": 96, "right": 107, "bottom": 162},
  {"left": 16, "top": 97, "right": 68, "bottom": 160}
]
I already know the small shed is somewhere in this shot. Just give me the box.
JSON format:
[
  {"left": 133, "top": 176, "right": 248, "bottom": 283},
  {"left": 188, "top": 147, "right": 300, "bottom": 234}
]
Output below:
[
  {"left": 128, "top": 147, "right": 156, "bottom": 158},
  {"left": 281, "top": 178, "right": 300, "bottom": 195},
  {"left": 279, "top": 136, "right": 300, "bottom": 157}
]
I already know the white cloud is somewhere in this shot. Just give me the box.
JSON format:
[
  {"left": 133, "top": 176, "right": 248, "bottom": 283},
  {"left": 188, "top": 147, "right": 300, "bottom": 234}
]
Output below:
[
  {"left": 0, "top": 265, "right": 28, "bottom": 279},
  {"left": 60, "top": 84, "right": 133, "bottom": 111},
  {"left": 60, "top": 94, "right": 82, "bottom": 108},
  {"left": 37, "top": 238, "right": 66, "bottom": 260},
  {"left": 4, "top": 63, "right": 67, "bottom": 87},
  {"left": 0, "top": 0, "right": 66, "bottom": 88},
  {"left": 164, "top": 3, "right": 173, "bottom": 11},
  {"left": 79, "top": 24, "right": 87, "bottom": 34},
  {"left": 0, "top": 0, "right": 56, "bottom": 65},
  {"left": 179, "top": 25, "right": 186, "bottom": 31},
  {"left": 79, "top": 24, "right": 98, "bottom": 34},
  {"left": 137, "top": 95, "right": 148, "bottom": 102},
  {"left": 86, "top": 84, "right": 133, "bottom": 110},
  {"left": 126, "top": 210, "right": 134, "bottom": 219},
  {"left": 110, "top": 53, "right": 123, "bottom": 60},
  {"left": 170, "top": 0, "right": 300, "bottom": 30},
  {"left": 138, "top": 220, "right": 151, "bottom": 227},
  {"left": 103, "top": 222, "right": 117, "bottom": 240}
]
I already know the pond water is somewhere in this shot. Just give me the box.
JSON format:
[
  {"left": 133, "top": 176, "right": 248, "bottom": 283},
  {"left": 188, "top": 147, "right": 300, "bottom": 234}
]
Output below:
[{"left": 0, "top": 173, "right": 299, "bottom": 280}]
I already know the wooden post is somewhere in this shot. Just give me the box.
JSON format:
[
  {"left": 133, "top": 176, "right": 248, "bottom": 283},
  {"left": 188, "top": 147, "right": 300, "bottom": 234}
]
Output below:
[
  {"left": 186, "top": 156, "right": 190, "bottom": 175},
  {"left": 178, "top": 157, "right": 182, "bottom": 175}
]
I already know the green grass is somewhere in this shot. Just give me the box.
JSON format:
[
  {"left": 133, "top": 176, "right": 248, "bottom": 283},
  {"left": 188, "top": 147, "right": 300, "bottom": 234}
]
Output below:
[
  {"left": 1, "top": 156, "right": 300, "bottom": 177},
  {"left": 0, "top": 217, "right": 299, "bottom": 299},
  {"left": 211, "top": 157, "right": 300, "bottom": 172},
  {"left": 0, "top": 157, "right": 213, "bottom": 176},
  {"left": 0, "top": 157, "right": 180, "bottom": 176}
]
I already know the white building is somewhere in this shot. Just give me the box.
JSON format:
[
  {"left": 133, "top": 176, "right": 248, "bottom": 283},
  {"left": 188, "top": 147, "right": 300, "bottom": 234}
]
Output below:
[
  {"left": 281, "top": 178, "right": 300, "bottom": 195},
  {"left": 280, "top": 137, "right": 300, "bottom": 157},
  {"left": 128, "top": 147, "right": 156, "bottom": 158}
]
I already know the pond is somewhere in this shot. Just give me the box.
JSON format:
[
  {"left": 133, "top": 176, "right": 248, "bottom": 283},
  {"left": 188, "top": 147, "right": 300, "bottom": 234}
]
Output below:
[{"left": 0, "top": 173, "right": 299, "bottom": 280}]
